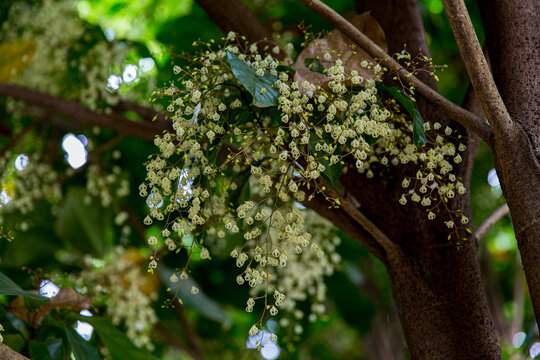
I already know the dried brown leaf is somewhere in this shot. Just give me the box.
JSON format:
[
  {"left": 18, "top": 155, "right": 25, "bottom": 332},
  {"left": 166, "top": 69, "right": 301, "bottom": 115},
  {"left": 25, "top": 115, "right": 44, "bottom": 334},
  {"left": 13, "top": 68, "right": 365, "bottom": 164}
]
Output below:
[
  {"left": 294, "top": 12, "right": 387, "bottom": 90},
  {"left": 8, "top": 288, "right": 93, "bottom": 327},
  {"left": 7, "top": 295, "right": 30, "bottom": 323},
  {"left": 32, "top": 288, "right": 93, "bottom": 324}
]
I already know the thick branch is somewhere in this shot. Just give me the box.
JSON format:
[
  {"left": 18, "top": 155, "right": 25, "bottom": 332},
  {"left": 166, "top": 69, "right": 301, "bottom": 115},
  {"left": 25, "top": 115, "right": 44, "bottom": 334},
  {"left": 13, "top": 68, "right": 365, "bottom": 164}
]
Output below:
[
  {"left": 338, "top": 191, "right": 399, "bottom": 257},
  {"left": 0, "top": 83, "right": 169, "bottom": 141},
  {"left": 473, "top": 203, "right": 510, "bottom": 244},
  {"left": 442, "top": 0, "right": 513, "bottom": 139},
  {"left": 195, "top": 0, "right": 272, "bottom": 44},
  {"left": 0, "top": 344, "right": 29, "bottom": 360},
  {"left": 297, "top": 0, "right": 494, "bottom": 146},
  {"left": 303, "top": 191, "right": 385, "bottom": 261}
]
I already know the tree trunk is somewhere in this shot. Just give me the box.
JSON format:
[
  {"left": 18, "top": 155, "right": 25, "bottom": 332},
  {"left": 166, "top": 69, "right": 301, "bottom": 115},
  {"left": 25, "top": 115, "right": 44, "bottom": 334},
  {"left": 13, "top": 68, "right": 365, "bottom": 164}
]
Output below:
[
  {"left": 350, "top": 0, "right": 502, "bottom": 357},
  {"left": 385, "top": 238, "right": 501, "bottom": 359},
  {"left": 478, "top": 0, "right": 540, "bottom": 327}
]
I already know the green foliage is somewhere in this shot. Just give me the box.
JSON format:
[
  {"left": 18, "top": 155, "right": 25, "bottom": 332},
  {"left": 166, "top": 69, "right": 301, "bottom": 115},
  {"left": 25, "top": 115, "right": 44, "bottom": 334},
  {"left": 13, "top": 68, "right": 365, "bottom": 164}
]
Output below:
[
  {"left": 380, "top": 85, "right": 427, "bottom": 149},
  {"left": 29, "top": 338, "right": 64, "bottom": 360},
  {"left": 159, "top": 266, "right": 232, "bottom": 326},
  {"left": 55, "top": 188, "right": 114, "bottom": 256},
  {"left": 81, "top": 317, "right": 159, "bottom": 360},
  {"left": 226, "top": 50, "right": 280, "bottom": 107},
  {"left": 65, "top": 326, "right": 101, "bottom": 360},
  {"left": 0, "top": 0, "right": 534, "bottom": 359},
  {"left": 0, "top": 272, "right": 47, "bottom": 301}
]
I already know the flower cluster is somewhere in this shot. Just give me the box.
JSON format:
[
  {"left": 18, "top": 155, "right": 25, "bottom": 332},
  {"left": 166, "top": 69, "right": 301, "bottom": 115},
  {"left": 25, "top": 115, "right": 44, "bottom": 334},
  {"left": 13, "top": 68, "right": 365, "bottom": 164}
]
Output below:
[
  {"left": 140, "top": 33, "right": 470, "bottom": 343},
  {"left": 0, "top": 152, "right": 61, "bottom": 219},
  {"left": 1, "top": 0, "right": 146, "bottom": 109},
  {"left": 78, "top": 247, "right": 159, "bottom": 350}
]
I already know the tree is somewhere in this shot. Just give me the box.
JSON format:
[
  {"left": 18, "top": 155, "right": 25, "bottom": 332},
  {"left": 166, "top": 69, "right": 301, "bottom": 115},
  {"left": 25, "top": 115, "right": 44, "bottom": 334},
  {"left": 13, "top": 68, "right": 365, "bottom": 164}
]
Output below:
[{"left": 0, "top": 0, "right": 538, "bottom": 359}]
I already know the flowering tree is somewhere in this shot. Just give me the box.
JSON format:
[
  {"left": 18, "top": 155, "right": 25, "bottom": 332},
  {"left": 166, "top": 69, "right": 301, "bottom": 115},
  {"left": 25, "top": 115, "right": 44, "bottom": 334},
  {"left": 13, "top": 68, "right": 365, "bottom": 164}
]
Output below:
[{"left": 0, "top": 0, "right": 538, "bottom": 359}]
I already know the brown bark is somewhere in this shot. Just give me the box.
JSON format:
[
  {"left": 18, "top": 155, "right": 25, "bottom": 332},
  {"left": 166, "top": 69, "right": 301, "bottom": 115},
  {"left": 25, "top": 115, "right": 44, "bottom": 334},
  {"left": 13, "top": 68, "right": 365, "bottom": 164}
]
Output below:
[
  {"left": 0, "top": 344, "right": 29, "bottom": 360},
  {"left": 195, "top": 0, "right": 273, "bottom": 44},
  {"left": 328, "top": 1, "right": 500, "bottom": 358},
  {"left": 0, "top": 82, "right": 171, "bottom": 141},
  {"left": 478, "top": 0, "right": 540, "bottom": 327},
  {"left": 297, "top": 0, "right": 494, "bottom": 145},
  {"left": 0, "top": 1, "right": 523, "bottom": 358}
]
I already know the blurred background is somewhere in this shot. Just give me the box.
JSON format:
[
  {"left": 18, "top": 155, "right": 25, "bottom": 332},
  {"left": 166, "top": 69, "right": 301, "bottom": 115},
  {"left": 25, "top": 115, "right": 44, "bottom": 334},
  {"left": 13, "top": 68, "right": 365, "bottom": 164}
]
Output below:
[{"left": 0, "top": 0, "right": 538, "bottom": 359}]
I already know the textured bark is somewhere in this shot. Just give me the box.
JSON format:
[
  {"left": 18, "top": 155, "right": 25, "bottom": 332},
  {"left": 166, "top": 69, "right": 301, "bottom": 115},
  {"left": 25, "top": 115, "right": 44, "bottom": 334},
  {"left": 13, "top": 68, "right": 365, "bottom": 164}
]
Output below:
[
  {"left": 0, "top": 344, "right": 29, "bottom": 360},
  {"left": 343, "top": 1, "right": 501, "bottom": 358},
  {"left": 299, "top": 0, "right": 494, "bottom": 144},
  {"left": 478, "top": 0, "right": 540, "bottom": 327},
  {"left": 195, "top": 0, "right": 272, "bottom": 44}
]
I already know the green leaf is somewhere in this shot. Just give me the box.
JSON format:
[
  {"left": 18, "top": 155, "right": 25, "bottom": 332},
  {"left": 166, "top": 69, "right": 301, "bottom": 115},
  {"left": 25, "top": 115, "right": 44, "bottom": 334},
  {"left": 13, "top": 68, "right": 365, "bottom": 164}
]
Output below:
[
  {"left": 276, "top": 64, "right": 295, "bottom": 73},
  {"left": 380, "top": 85, "right": 427, "bottom": 149},
  {"left": 181, "top": 234, "right": 195, "bottom": 248},
  {"left": 55, "top": 188, "right": 114, "bottom": 256},
  {"left": 0, "top": 227, "right": 61, "bottom": 268},
  {"left": 226, "top": 51, "right": 279, "bottom": 108},
  {"left": 309, "top": 133, "right": 342, "bottom": 188},
  {"left": 159, "top": 266, "right": 232, "bottom": 327},
  {"left": 303, "top": 58, "right": 325, "bottom": 74},
  {"left": 29, "top": 338, "right": 64, "bottom": 360},
  {"left": 65, "top": 326, "right": 101, "bottom": 360},
  {"left": 80, "top": 317, "right": 158, "bottom": 360},
  {"left": 326, "top": 269, "right": 374, "bottom": 333},
  {"left": 0, "top": 271, "right": 47, "bottom": 301}
]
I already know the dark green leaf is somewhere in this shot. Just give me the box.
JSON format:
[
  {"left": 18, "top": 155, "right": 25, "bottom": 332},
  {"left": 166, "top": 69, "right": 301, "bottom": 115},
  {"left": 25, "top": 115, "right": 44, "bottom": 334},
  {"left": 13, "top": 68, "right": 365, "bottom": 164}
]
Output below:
[
  {"left": 55, "top": 188, "right": 114, "bottom": 256},
  {"left": 65, "top": 326, "right": 101, "bottom": 360},
  {"left": 80, "top": 317, "right": 158, "bottom": 360},
  {"left": 303, "top": 58, "right": 325, "bottom": 74},
  {"left": 276, "top": 64, "right": 295, "bottom": 73},
  {"left": 225, "top": 51, "right": 279, "bottom": 107},
  {"left": 29, "top": 338, "right": 64, "bottom": 360},
  {"left": 380, "top": 85, "right": 427, "bottom": 149},
  {"left": 309, "top": 133, "right": 342, "bottom": 188},
  {"left": 159, "top": 266, "right": 232, "bottom": 327},
  {"left": 0, "top": 271, "right": 47, "bottom": 301},
  {"left": 326, "top": 270, "right": 374, "bottom": 333}
]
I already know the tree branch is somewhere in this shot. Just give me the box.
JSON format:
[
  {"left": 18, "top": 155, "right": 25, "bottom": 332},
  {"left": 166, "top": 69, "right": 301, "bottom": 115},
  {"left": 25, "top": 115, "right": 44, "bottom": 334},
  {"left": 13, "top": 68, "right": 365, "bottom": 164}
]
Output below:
[
  {"left": 0, "top": 83, "right": 170, "bottom": 141},
  {"left": 112, "top": 100, "right": 164, "bottom": 122},
  {"left": 297, "top": 0, "right": 494, "bottom": 147},
  {"left": 173, "top": 302, "right": 206, "bottom": 360},
  {"left": 473, "top": 203, "right": 510, "bottom": 243},
  {"left": 195, "top": 0, "right": 272, "bottom": 44},
  {"left": 303, "top": 190, "right": 385, "bottom": 261},
  {"left": 327, "top": 188, "right": 401, "bottom": 262},
  {"left": 441, "top": 0, "right": 513, "bottom": 139},
  {"left": 0, "top": 344, "right": 29, "bottom": 360}
]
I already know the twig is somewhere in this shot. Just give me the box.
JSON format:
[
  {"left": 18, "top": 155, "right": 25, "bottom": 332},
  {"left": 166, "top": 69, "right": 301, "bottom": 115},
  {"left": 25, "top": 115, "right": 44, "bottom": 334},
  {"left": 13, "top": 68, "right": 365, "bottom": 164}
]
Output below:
[
  {"left": 124, "top": 204, "right": 147, "bottom": 244},
  {"left": 112, "top": 100, "right": 164, "bottom": 122},
  {"left": 46, "top": 125, "right": 61, "bottom": 165},
  {"left": 296, "top": 0, "right": 494, "bottom": 147},
  {"left": 473, "top": 203, "right": 510, "bottom": 243},
  {"left": 89, "top": 134, "right": 126, "bottom": 160},
  {"left": 442, "top": 0, "right": 513, "bottom": 139},
  {"left": 0, "top": 113, "right": 49, "bottom": 158},
  {"left": 173, "top": 302, "right": 206, "bottom": 360},
  {"left": 303, "top": 188, "right": 385, "bottom": 261},
  {"left": 329, "top": 189, "right": 401, "bottom": 261},
  {"left": 124, "top": 203, "right": 205, "bottom": 360},
  {"left": 154, "top": 325, "right": 203, "bottom": 360}
]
